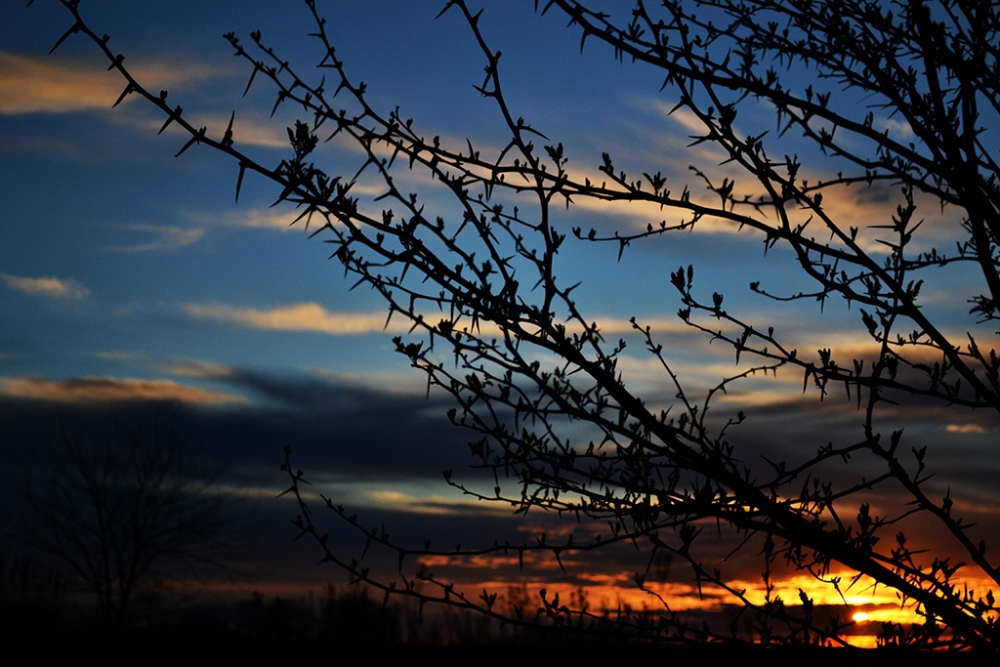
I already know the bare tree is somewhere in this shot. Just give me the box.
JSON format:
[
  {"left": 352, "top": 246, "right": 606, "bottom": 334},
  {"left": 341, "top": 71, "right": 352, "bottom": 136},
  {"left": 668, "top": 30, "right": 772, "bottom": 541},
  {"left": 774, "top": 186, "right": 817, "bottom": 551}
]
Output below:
[
  {"left": 11, "top": 409, "right": 242, "bottom": 626},
  {"left": 36, "top": 0, "right": 1000, "bottom": 650}
]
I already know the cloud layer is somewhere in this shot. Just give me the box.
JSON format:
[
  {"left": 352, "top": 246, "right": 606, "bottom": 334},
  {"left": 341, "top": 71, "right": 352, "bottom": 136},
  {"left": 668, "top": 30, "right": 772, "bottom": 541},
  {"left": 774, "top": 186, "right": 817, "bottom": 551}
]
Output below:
[{"left": 0, "top": 376, "right": 248, "bottom": 405}]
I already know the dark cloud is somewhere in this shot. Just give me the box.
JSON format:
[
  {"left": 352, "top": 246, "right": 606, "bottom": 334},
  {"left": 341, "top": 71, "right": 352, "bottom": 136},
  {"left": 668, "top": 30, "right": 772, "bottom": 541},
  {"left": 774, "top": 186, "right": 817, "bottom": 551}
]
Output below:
[
  {"left": 0, "top": 368, "right": 484, "bottom": 486},
  {"left": 0, "top": 369, "right": 516, "bottom": 590}
]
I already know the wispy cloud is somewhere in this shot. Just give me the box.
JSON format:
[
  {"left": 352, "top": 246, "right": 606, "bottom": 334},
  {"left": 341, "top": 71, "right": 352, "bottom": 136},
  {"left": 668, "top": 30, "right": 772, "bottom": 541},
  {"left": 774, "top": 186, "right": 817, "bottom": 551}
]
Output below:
[
  {"left": 108, "top": 224, "right": 206, "bottom": 252},
  {"left": 632, "top": 97, "right": 963, "bottom": 255},
  {"left": 189, "top": 209, "right": 305, "bottom": 232},
  {"left": 172, "top": 112, "right": 290, "bottom": 149},
  {"left": 659, "top": 103, "right": 713, "bottom": 137},
  {"left": 946, "top": 423, "right": 988, "bottom": 434},
  {"left": 0, "top": 51, "right": 229, "bottom": 115},
  {"left": 875, "top": 117, "right": 914, "bottom": 140},
  {"left": 309, "top": 367, "right": 440, "bottom": 396},
  {"left": 91, "top": 350, "right": 148, "bottom": 364},
  {"left": 0, "top": 272, "right": 90, "bottom": 298},
  {"left": 0, "top": 51, "right": 123, "bottom": 114},
  {"left": 161, "top": 358, "right": 234, "bottom": 379},
  {"left": 182, "top": 301, "right": 700, "bottom": 339},
  {"left": 183, "top": 302, "right": 414, "bottom": 335},
  {"left": 187, "top": 189, "right": 387, "bottom": 234},
  {"left": 364, "top": 489, "right": 487, "bottom": 516},
  {"left": 0, "top": 376, "right": 249, "bottom": 405}
]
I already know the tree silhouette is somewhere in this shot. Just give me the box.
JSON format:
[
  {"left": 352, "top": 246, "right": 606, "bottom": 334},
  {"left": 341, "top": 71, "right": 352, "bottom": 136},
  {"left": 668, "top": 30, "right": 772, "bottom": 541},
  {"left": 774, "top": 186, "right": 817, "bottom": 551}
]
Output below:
[
  {"left": 37, "top": 0, "right": 1000, "bottom": 650},
  {"left": 10, "top": 410, "right": 243, "bottom": 626}
]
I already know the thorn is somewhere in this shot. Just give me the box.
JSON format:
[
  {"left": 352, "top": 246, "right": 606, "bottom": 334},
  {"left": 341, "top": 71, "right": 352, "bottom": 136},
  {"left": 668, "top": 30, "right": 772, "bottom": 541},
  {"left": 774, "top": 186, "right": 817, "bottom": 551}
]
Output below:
[
  {"left": 235, "top": 162, "right": 247, "bottom": 202},
  {"left": 49, "top": 21, "right": 82, "bottom": 55},
  {"left": 112, "top": 83, "right": 135, "bottom": 108}
]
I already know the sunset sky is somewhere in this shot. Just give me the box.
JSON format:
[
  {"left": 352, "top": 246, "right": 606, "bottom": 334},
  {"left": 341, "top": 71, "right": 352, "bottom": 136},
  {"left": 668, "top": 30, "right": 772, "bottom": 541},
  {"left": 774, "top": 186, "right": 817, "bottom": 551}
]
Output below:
[{"left": 2, "top": 0, "right": 997, "bottom": 642}]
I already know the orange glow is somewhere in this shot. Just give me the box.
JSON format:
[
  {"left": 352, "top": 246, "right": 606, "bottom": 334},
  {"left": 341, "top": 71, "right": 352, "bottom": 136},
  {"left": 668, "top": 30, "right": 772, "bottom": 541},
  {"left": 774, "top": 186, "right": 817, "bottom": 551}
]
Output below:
[{"left": 0, "top": 376, "right": 250, "bottom": 405}]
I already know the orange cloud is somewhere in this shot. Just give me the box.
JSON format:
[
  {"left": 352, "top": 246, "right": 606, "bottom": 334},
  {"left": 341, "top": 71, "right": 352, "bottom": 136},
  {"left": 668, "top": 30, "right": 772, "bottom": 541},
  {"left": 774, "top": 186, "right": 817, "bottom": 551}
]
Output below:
[
  {"left": 0, "top": 376, "right": 248, "bottom": 405},
  {"left": 946, "top": 423, "right": 988, "bottom": 434},
  {"left": 182, "top": 300, "right": 615, "bottom": 347},
  {"left": 0, "top": 51, "right": 228, "bottom": 115},
  {"left": 183, "top": 302, "right": 416, "bottom": 335},
  {"left": 0, "top": 51, "right": 122, "bottom": 114},
  {"left": 586, "top": 97, "right": 966, "bottom": 254},
  {"left": 0, "top": 271, "right": 90, "bottom": 298},
  {"left": 161, "top": 112, "right": 291, "bottom": 149}
]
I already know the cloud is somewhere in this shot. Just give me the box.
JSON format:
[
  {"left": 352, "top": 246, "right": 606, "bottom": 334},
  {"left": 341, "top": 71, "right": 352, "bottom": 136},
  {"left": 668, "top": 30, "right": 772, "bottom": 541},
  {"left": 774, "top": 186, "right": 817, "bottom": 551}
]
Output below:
[
  {"left": 946, "top": 423, "right": 988, "bottom": 434},
  {"left": 92, "top": 350, "right": 147, "bottom": 363},
  {"left": 108, "top": 224, "right": 206, "bottom": 252},
  {"left": 183, "top": 302, "right": 415, "bottom": 335},
  {"left": 660, "top": 104, "right": 713, "bottom": 137},
  {"left": 0, "top": 272, "right": 90, "bottom": 298},
  {"left": 0, "top": 367, "right": 470, "bottom": 483},
  {"left": 591, "top": 316, "right": 691, "bottom": 336},
  {"left": 875, "top": 117, "right": 915, "bottom": 139},
  {"left": 624, "top": 96, "right": 965, "bottom": 256},
  {"left": 134, "top": 111, "right": 291, "bottom": 149},
  {"left": 0, "top": 51, "right": 228, "bottom": 115},
  {"left": 225, "top": 209, "right": 304, "bottom": 230},
  {"left": 0, "top": 51, "right": 123, "bottom": 114},
  {"left": 362, "top": 489, "right": 500, "bottom": 516},
  {"left": 182, "top": 301, "right": 699, "bottom": 343},
  {"left": 309, "top": 367, "right": 441, "bottom": 397},
  {"left": 186, "top": 192, "right": 386, "bottom": 234},
  {"left": 0, "top": 376, "right": 249, "bottom": 405},
  {"left": 161, "top": 358, "right": 234, "bottom": 379},
  {"left": 188, "top": 208, "right": 306, "bottom": 232},
  {"left": 177, "top": 113, "right": 290, "bottom": 149}
]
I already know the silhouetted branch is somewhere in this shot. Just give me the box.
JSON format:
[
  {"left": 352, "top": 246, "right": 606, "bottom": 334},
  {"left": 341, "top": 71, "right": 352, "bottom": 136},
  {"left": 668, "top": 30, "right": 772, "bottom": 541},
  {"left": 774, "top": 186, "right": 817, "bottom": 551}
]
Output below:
[{"left": 39, "top": 0, "right": 1000, "bottom": 652}]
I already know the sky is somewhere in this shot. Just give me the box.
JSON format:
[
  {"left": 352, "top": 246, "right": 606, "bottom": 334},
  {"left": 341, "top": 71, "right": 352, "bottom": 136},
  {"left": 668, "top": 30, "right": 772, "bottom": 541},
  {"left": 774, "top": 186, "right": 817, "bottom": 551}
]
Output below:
[{"left": 2, "top": 0, "right": 998, "bottom": 643}]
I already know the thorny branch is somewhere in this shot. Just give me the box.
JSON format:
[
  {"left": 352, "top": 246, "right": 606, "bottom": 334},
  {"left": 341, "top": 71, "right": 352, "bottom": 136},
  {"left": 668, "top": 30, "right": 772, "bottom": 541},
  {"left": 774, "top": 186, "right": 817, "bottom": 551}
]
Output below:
[{"left": 40, "top": 0, "right": 1000, "bottom": 651}]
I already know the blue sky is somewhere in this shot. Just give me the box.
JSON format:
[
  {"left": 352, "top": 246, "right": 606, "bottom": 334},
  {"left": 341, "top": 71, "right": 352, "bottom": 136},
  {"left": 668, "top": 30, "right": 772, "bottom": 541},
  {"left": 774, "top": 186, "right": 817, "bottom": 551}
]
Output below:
[{"left": 2, "top": 0, "right": 998, "bottom": 631}]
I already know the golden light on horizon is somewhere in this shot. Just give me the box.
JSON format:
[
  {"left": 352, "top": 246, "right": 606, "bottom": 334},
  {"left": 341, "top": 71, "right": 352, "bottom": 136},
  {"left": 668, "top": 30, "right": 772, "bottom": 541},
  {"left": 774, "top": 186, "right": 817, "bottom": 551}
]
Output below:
[{"left": 852, "top": 611, "right": 869, "bottom": 622}]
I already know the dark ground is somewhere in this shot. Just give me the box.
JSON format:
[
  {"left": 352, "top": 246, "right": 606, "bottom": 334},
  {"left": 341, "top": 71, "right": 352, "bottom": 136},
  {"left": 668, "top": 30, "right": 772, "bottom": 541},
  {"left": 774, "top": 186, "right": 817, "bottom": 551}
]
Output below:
[{"left": 3, "top": 623, "right": 997, "bottom": 667}]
